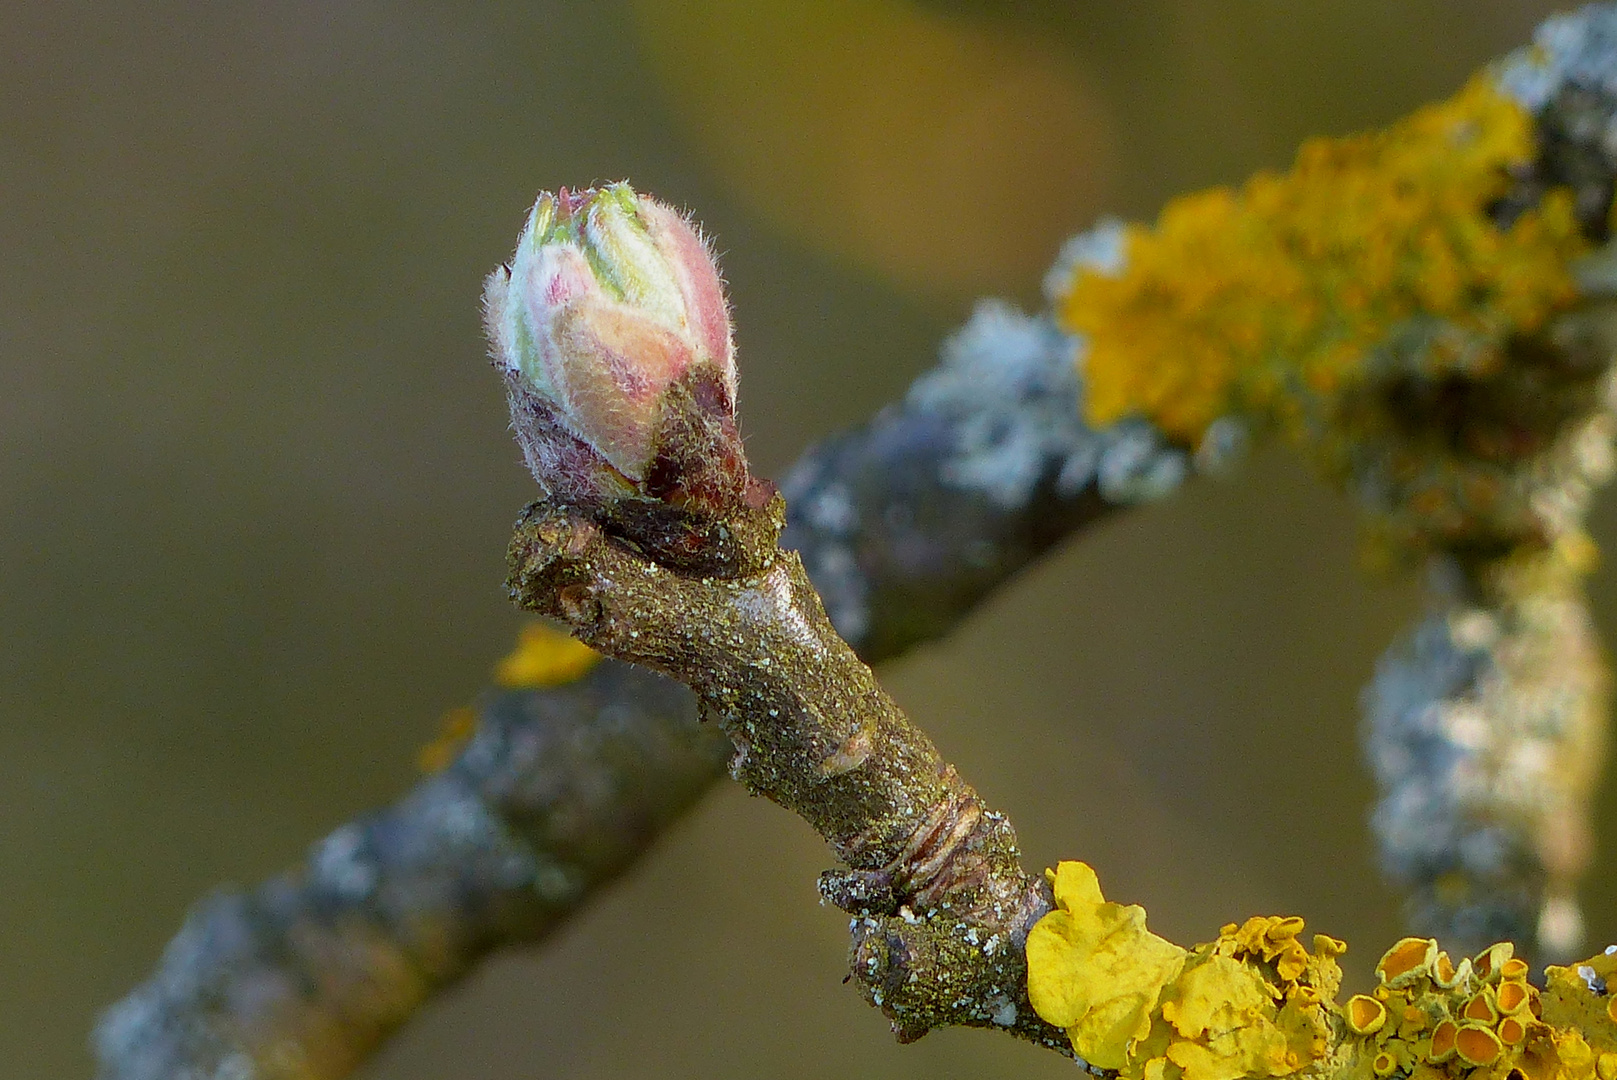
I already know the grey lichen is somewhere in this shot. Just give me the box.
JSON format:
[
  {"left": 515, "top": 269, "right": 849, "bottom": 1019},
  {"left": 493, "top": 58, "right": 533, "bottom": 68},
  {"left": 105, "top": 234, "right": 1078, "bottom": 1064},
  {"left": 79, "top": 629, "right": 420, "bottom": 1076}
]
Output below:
[
  {"left": 907, "top": 300, "right": 1094, "bottom": 511},
  {"left": 1363, "top": 552, "right": 1608, "bottom": 958},
  {"left": 782, "top": 297, "right": 1190, "bottom": 658},
  {"left": 1495, "top": 4, "right": 1617, "bottom": 238},
  {"left": 1498, "top": 3, "right": 1617, "bottom": 117},
  {"left": 1043, "top": 216, "right": 1128, "bottom": 305}
]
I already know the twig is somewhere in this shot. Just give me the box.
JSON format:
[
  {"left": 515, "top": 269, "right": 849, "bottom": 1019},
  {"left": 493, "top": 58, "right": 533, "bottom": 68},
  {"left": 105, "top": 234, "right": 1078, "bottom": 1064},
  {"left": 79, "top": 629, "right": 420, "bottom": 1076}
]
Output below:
[
  {"left": 507, "top": 495, "right": 1064, "bottom": 1047},
  {"left": 94, "top": 300, "right": 1168, "bottom": 1079}
]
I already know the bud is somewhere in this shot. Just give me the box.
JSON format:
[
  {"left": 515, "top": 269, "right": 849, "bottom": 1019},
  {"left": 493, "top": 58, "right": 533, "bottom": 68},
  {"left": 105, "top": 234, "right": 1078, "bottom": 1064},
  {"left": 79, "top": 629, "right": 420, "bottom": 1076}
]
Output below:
[{"left": 484, "top": 183, "right": 751, "bottom": 517}]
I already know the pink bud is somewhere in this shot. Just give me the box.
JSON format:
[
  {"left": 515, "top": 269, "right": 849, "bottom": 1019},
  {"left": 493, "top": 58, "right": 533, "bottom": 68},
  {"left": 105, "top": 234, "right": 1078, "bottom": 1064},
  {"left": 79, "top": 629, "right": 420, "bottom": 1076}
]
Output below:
[{"left": 484, "top": 183, "right": 750, "bottom": 515}]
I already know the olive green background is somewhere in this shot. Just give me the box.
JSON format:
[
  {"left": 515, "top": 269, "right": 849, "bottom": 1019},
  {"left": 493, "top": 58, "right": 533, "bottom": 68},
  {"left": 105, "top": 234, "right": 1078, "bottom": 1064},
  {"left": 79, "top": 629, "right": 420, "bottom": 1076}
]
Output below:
[{"left": 2, "top": 1, "right": 1606, "bottom": 1077}]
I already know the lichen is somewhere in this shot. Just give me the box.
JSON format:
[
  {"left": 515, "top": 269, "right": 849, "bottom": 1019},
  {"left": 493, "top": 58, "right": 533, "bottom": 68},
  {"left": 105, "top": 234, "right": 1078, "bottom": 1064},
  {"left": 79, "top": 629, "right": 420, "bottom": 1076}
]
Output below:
[
  {"left": 1027, "top": 863, "right": 1340, "bottom": 1080},
  {"left": 1540, "top": 948, "right": 1617, "bottom": 1063},
  {"left": 1025, "top": 862, "right": 1188, "bottom": 1069},
  {"left": 417, "top": 624, "right": 601, "bottom": 773},
  {"left": 1058, "top": 75, "right": 1589, "bottom": 443},
  {"left": 417, "top": 706, "right": 478, "bottom": 773},
  {"left": 493, "top": 621, "right": 602, "bottom": 688},
  {"left": 1049, "top": 46, "right": 1617, "bottom": 961},
  {"left": 1026, "top": 863, "right": 1617, "bottom": 1080},
  {"left": 1361, "top": 545, "right": 1610, "bottom": 953},
  {"left": 1335, "top": 935, "right": 1595, "bottom": 1080}
]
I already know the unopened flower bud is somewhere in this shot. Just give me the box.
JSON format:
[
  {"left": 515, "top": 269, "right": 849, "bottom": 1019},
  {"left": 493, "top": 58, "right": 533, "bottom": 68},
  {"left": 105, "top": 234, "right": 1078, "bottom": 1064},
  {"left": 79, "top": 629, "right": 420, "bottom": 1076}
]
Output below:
[{"left": 484, "top": 182, "right": 751, "bottom": 517}]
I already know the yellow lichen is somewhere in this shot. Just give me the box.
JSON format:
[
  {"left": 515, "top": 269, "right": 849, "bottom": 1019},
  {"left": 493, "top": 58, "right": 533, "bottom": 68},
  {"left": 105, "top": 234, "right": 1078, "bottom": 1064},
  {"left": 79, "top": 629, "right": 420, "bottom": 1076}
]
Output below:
[
  {"left": 1541, "top": 951, "right": 1617, "bottom": 1058},
  {"left": 1378, "top": 938, "right": 1440, "bottom": 987},
  {"left": 1552, "top": 1029, "right": 1598, "bottom": 1080},
  {"left": 1347, "top": 996, "right": 1388, "bottom": 1036},
  {"left": 1455, "top": 1024, "right": 1503, "bottom": 1067},
  {"left": 494, "top": 621, "right": 601, "bottom": 688},
  {"left": 1315, "top": 935, "right": 1348, "bottom": 960},
  {"left": 1339, "top": 938, "right": 1590, "bottom": 1080},
  {"left": 1433, "top": 952, "right": 1458, "bottom": 986},
  {"left": 416, "top": 624, "right": 600, "bottom": 773},
  {"left": 1027, "top": 863, "right": 1617, "bottom": 1080},
  {"left": 1398, "top": 1005, "right": 1428, "bottom": 1041},
  {"left": 1430, "top": 1020, "right": 1458, "bottom": 1061},
  {"left": 1160, "top": 955, "right": 1293, "bottom": 1080},
  {"left": 1463, "top": 989, "right": 1499, "bottom": 1025},
  {"left": 1499, "top": 980, "right": 1532, "bottom": 1015},
  {"left": 1057, "top": 75, "right": 1588, "bottom": 442},
  {"left": 417, "top": 705, "right": 477, "bottom": 773},
  {"left": 1025, "top": 862, "right": 1187, "bottom": 1069},
  {"left": 1475, "top": 941, "right": 1516, "bottom": 982},
  {"left": 1029, "top": 865, "right": 1339, "bottom": 1080},
  {"left": 1144, "top": 935, "right": 1336, "bottom": 1080}
]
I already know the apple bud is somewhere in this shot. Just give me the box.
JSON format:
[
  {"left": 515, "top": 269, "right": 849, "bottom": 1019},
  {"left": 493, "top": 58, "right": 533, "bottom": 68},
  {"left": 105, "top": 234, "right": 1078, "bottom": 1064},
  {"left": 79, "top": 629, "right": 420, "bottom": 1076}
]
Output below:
[{"left": 484, "top": 183, "right": 750, "bottom": 516}]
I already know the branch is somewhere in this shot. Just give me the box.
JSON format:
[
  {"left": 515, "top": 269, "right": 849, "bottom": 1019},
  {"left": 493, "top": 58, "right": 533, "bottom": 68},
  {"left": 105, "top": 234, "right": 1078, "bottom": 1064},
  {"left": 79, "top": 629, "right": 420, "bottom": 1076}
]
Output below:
[
  {"left": 782, "top": 299, "right": 1190, "bottom": 655},
  {"left": 507, "top": 497, "right": 1065, "bottom": 1046},
  {"left": 94, "top": 300, "right": 1173, "bottom": 1079},
  {"left": 92, "top": 662, "right": 721, "bottom": 1080},
  {"left": 1042, "top": 3, "right": 1617, "bottom": 956}
]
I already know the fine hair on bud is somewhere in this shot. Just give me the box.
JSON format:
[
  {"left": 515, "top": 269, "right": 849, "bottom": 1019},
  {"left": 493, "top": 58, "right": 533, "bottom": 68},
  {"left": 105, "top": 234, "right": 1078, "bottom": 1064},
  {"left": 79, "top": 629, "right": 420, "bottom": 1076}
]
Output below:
[{"left": 485, "top": 182, "right": 777, "bottom": 575}]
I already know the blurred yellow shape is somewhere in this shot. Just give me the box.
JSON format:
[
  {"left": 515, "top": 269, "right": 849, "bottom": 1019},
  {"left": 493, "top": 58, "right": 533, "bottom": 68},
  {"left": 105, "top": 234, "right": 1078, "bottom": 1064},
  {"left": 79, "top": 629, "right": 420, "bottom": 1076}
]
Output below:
[
  {"left": 1060, "top": 76, "right": 1587, "bottom": 441},
  {"left": 418, "top": 625, "right": 600, "bottom": 773},
  {"left": 632, "top": 0, "right": 1113, "bottom": 297},
  {"left": 417, "top": 705, "right": 477, "bottom": 774},
  {"left": 495, "top": 622, "right": 601, "bottom": 688}
]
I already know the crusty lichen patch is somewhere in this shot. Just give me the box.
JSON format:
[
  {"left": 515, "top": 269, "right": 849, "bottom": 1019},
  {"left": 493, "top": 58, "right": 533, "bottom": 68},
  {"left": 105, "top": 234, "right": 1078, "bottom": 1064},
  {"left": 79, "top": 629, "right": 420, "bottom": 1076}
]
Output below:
[{"left": 1058, "top": 75, "right": 1588, "bottom": 443}]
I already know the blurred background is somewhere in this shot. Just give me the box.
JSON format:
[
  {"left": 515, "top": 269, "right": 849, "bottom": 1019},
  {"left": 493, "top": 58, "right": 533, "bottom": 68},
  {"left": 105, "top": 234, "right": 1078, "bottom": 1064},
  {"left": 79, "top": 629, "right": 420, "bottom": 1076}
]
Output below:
[{"left": 0, "top": 0, "right": 1604, "bottom": 1076}]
